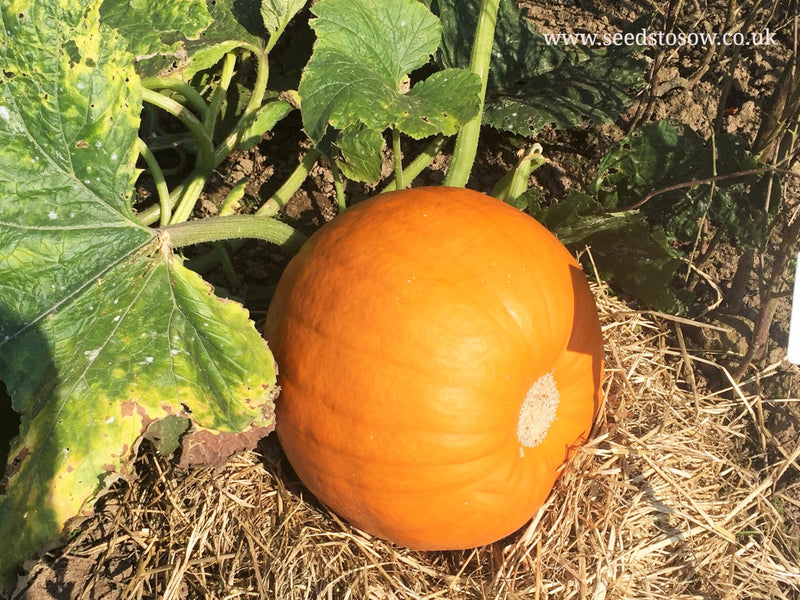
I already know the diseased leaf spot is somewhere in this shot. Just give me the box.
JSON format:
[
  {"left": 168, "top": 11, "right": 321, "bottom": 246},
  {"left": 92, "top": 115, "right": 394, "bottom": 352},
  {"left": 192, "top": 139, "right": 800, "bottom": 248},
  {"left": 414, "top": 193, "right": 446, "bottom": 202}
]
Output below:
[
  {"left": 76, "top": 140, "right": 89, "bottom": 148},
  {"left": 64, "top": 40, "right": 81, "bottom": 67},
  {"left": 0, "top": 447, "right": 30, "bottom": 494}
]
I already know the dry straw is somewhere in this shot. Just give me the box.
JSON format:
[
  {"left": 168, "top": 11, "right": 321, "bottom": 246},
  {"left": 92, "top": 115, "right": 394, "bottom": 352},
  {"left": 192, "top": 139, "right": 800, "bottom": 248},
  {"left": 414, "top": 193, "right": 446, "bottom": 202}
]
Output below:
[{"left": 20, "top": 281, "right": 800, "bottom": 599}]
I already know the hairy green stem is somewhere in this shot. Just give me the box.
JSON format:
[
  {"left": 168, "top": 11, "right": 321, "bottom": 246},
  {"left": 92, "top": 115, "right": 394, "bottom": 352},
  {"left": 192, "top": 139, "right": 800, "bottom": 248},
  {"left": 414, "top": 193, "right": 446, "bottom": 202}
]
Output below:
[
  {"left": 140, "top": 146, "right": 319, "bottom": 228},
  {"left": 141, "top": 77, "right": 209, "bottom": 120},
  {"left": 190, "top": 149, "right": 319, "bottom": 274},
  {"left": 392, "top": 128, "right": 404, "bottom": 190},
  {"left": 163, "top": 214, "right": 308, "bottom": 253},
  {"left": 140, "top": 132, "right": 196, "bottom": 153},
  {"left": 169, "top": 173, "right": 206, "bottom": 225},
  {"left": 257, "top": 148, "right": 321, "bottom": 217},
  {"left": 381, "top": 135, "right": 446, "bottom": 193},
  {"left": 136, "top": 138, "right": 172, "bottom": 226},
  {"left": 206, "top": 52, "right": 238, "bottom": 137},
  {"left": 137, "top": 181, "right": 187, "bottom": 226},
  {"left": 220, "top": 179, "right": 248, "bottom": 216},
  {"left": 141, "top": 42, "right": 273, "bottom": 227},
  {"left": 330, "top": 159, "right": 347, "bottom": 213},
  {"left": 141, "top": 88, "right": 215, "bottom": 171},
  {"left": 214, "top": 42, "right": 271, "bottom": 163},
  {"left": 443, "top": 0, "right": 501, "bottom": 188},
  {"left": 491, "top": 144, "right": 545, "bottom": 202}
]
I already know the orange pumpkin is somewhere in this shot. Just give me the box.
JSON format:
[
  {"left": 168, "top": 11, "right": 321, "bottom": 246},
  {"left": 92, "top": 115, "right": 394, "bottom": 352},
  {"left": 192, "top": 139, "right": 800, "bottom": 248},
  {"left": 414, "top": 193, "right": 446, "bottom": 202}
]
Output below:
[{"left": 264, "top": 186, "right": 604, "bottom": 550}]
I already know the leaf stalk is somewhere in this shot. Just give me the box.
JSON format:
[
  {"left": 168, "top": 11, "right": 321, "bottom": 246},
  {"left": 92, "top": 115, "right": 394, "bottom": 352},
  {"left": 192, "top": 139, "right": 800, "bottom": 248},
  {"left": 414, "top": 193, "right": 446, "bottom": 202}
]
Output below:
[
  {"left": 136, "top": 138, "right": 172, "bottom": 226},
  {"left": 392, "top": 128, "right": 404, "bottom": 190},
  {"left": 163, "top": 214, "right": 308, "bottom": 253},
  {"left": 443, "top": 0, "right": 501, "bottom": 188}
]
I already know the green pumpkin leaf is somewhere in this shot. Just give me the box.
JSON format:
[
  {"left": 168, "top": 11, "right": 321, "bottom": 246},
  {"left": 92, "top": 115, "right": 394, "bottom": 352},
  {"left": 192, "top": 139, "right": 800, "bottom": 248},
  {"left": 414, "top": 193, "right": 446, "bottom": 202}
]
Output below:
[
  {"left": 299, "top": 0, "right": 481, "bottom": 142},
  {"left": 335, "top": 125, "right": 386, "bottom": 183},
  {"left": 128, "top": 0, "right": 266, "bottom": 78},
  {"left": 483, "top": 49, "right": 648, "bottom": 136},
  {"left": 529, "top": 190, "right": 690, "bottom": 313},
  {"left": 427, "top": 0, "right": 649, "bottom": 135},
  {"left": 183, "top": 40, "right": 246, "bottom": 79},
  {"left": 0, "top": 0, "right": 276, "bottom": 587},
  {"left": 591, "top": 119, "right": 774, "bottom": 246},
  {"left": 198, "top": 0, "right": 268, "bottom": 46},
  {"left": 239, "top": 99, "right": 296, "bottom": 150},
  {"left": 100, "top": 0, "right": 212, "bottom": 59},
  {"left": 398, "top": 69, "right": 482, "bottom": 138},
  {"left": 261, "top": 0, "right": 307, "bottom": 36}
]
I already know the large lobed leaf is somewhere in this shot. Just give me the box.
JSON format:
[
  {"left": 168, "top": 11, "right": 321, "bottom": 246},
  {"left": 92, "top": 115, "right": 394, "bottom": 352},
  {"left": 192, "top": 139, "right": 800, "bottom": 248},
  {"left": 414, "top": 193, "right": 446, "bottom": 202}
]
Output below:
[
  {"left": 528, "top": 190, "right": 689, "bottom": 313},
  {"left": 261, "top": 0, "right": 307, "bottom": 38},
  {"left": 100, "top": 0, "right": 212, "bottom": 59},
  {"left": 113, "top": 0, "right": 267, "bottom": 78},
  {"left": 0, "top": 0, "right": 276, "bottom": 587},
  {"left": 591, "top": 119, "right": 774, "bottom": 246},
  {"left": 427, "top": 0, "right": 650, "bottom": 135},
  {"left": 299, "top": 0, "right": 481, "bottom": 182}
]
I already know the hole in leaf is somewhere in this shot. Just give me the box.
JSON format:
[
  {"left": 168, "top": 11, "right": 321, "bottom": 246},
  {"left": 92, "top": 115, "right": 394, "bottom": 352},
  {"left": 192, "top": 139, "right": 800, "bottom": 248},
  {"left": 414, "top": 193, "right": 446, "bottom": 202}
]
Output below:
[{"left": 0, "top": 380, "right": 22, "bottom": 486}]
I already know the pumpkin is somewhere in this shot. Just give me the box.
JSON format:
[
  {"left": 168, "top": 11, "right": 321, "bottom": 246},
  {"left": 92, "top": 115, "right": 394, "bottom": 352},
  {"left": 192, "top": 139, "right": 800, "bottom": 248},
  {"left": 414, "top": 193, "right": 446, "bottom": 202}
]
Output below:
[{"left": 264, "top": 186, "right": 604, "bottom": 550}]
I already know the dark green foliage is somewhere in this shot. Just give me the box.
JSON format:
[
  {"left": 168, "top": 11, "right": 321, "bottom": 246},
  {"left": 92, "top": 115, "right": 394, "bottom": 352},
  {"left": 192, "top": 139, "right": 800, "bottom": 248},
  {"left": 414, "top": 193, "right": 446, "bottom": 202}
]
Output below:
[
  {"left": 426, "top": 0, "right": 650, "bottom": 134},
  {"left": 592, "top": 119, "right": 775, "bottom": 246},
  {"left": 529, "top": 190, "right": 689, "bottom": 312}
]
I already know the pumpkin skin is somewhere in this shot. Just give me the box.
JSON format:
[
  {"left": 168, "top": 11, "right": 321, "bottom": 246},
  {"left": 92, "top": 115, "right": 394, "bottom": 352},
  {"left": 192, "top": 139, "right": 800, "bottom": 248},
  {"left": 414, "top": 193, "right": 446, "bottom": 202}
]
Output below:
[{"left": 264, "top": 186, "right": 604, "bottom": 550}]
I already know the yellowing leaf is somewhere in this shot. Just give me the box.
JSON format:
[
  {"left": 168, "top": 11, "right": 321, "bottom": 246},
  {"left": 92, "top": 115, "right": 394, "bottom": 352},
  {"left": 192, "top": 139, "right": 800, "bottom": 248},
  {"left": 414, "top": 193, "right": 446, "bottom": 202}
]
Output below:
[{"left": 0, "top": 0, "right": 276, "bottom": 588}]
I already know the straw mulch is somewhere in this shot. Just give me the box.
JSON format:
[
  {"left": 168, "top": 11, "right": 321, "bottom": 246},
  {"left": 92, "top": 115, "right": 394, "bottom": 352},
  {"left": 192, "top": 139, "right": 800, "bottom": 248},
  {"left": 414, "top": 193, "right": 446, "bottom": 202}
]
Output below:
[{"left": 19, "top": 281, "right": 800, "bottom": 600}]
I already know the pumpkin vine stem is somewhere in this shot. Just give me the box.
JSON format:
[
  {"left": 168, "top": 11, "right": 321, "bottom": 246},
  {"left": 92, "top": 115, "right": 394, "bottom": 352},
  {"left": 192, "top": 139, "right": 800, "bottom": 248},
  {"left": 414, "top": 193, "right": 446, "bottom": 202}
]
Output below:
[
  {"left": 381, "top": 135, "right": 446, "bottom": 194},
  {"left": 140, "top": 77, "right": 210, "bottom": 120},
  {"left": 443, "top": 0, "right": 502, "bottom": 188},
  {"left": 329, "top": 159, "right": 347, "bottom": 214},
  {"left": 187, "top": 150, "right": 322, "bottom": 275},
  {"left": 258, "top": 149, "right": 323, "bottom": 217},
  {"left": 205, "top": 52, "right": 238, "bottom": 140},
  {"left": 392, "top": 128, "right": 404, "bottom": 190},
  {"left": 137, "top": 41, "right": 273, "bottom": 227},
  {"left": 162, "top": 214, "right": 308, "bottom": 254},
  {"left": 141, "top": 88, "right": 215, "bottom": 174}
]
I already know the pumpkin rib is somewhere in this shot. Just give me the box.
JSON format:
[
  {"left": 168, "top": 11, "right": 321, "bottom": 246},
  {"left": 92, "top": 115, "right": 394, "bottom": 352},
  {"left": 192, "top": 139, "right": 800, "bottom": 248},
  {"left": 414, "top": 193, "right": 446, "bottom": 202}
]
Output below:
[
  {"left": 461, "top": 191, "right": 580, "bottom": 335},
  {"left": 302, "top": 220, "right": 548, "bottom": 368},
  {"left": 279, "top": 308, "right": 453, "bottom": 383}
]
